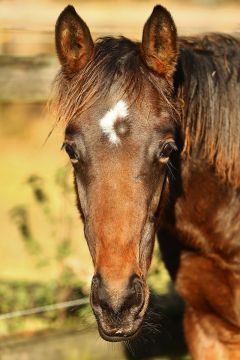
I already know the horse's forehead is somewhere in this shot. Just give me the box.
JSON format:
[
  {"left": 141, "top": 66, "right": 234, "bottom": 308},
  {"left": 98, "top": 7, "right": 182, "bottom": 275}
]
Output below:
[
  {"left": 66, "top": 92, "right": 174, "bottom": 150},
  {"left": 69, "top": 97, "right": 145, "bottom": 136}
]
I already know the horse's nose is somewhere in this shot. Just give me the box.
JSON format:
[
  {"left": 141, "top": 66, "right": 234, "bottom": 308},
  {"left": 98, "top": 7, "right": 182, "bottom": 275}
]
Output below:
[{"left": 91, "top": 273, "right": 144, "bottom": 316}]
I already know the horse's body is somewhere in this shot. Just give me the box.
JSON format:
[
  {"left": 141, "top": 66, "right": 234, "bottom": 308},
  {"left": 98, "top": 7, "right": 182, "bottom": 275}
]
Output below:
[
  {"left": 158, "top": 34, "right": 240, "bottom": 359},
  {"left": 53, "top": 5, "right": 240, "bottom": 359}
]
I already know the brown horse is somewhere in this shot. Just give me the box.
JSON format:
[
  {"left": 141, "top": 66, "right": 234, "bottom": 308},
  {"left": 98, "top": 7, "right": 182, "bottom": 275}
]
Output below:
[{"left": 53, "top": 4, "right": 240, "bottom": 359}]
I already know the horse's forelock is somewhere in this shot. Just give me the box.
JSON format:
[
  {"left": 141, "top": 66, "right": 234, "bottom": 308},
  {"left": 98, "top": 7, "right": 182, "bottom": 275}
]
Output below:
[{"left": 50, "top": 36, "right": 179, "bottom": 132}]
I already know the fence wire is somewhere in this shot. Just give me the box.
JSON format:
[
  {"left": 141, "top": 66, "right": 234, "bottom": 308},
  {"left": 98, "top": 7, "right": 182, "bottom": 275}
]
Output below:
[{"left": 0, "top": 298, "right": 89, "bottom": 320}]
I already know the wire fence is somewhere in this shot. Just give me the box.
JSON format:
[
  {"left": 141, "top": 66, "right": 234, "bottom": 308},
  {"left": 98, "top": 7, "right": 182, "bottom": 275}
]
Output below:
[{"left": 0, "top": 298, "right": 89, "bottom": 321}]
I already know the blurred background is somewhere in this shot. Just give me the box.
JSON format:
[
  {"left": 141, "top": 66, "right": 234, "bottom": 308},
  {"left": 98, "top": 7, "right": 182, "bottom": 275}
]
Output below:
[{"left": 0, "top": 0, "right": 239, "bottom": 359}]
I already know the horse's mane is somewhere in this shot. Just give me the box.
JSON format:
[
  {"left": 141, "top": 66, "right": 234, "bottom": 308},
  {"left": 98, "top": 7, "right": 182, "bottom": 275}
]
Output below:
[
  {"left": 52, "top": 33, "right": 240, "bottom": 187},
  {"left": 178, "top": 34, "right": 240, "bottom": 187}
]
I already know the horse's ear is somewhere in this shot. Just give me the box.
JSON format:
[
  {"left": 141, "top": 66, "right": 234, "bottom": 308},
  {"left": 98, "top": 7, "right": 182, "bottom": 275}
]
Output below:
[
  {"left": 141, "top": 5, "right": 178, "bottom": 79},
  {"left": 55, "top": 5, "right": 94, "bottom": 74}
]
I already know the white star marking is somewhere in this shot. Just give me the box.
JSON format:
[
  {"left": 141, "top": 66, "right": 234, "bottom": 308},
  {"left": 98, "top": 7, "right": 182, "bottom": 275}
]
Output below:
[{"left": 100, "top": 100, "right": 128, "bottom": 145}]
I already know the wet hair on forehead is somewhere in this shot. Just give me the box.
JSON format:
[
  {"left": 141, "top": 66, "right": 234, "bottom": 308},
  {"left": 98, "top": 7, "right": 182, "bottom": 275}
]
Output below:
[{"left": 51, "top": 36, "right": 180, "bottom": 128}]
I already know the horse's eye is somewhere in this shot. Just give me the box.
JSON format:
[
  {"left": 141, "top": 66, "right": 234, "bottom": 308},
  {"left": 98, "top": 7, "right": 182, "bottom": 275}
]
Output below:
[
  {"left": 157, "top": 141, "right": 177, "bottom": 163},
  {"left": 62, "top": 142, "right": 79, "bottom": 163}
]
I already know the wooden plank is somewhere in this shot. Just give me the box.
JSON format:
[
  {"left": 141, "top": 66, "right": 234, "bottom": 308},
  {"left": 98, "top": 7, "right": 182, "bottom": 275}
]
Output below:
[{"left": 0, "top": 55, "right": 58, "bottom": 103}]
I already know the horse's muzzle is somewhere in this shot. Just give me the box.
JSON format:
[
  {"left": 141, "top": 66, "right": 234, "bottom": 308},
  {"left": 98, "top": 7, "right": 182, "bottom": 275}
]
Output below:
[{"left": 90, "top": 273, "right": 148, "bottom": 341}]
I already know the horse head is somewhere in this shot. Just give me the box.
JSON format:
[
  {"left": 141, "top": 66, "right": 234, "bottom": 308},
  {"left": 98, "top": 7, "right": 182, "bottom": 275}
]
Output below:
[{"left": 54, "top": 4, "right": 180, "bottom": 341}]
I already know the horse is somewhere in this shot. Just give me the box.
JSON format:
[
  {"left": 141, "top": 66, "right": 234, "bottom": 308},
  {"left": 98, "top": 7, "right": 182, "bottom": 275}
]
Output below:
[{"left": 53, "top": 4, "right": 240, "bottom": 359}]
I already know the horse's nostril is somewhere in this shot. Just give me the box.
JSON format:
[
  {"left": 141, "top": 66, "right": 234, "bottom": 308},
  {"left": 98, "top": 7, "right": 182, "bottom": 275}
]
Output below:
[
  {"left": 131, "top": 275, "right": 143, "bottom": 293},
  {"left": 91, "top": 273, "right": 145, "bottom": 317},
  {"left": 134, "top": 280, "right": 144, "bottom": 306},
  {"left": 91, "top": 275, "right": 113, "bottom": 313},
  {"left": 124, "top": 274, "right": 144, "bottom": 312},
  {"left": 91, "top": 273, "right": 102, "bottom": 308}
]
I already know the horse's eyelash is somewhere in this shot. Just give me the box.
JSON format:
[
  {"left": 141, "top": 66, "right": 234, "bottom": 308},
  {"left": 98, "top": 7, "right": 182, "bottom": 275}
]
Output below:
[
  {"left": 61, "top": 142, "right": 79, "bottom": 161},
  {"left": 159, "top": 140, "right": 177, "bottom": 152},
  {"left": 169, "top": 142, "right": 178, "bottom": 152}
]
